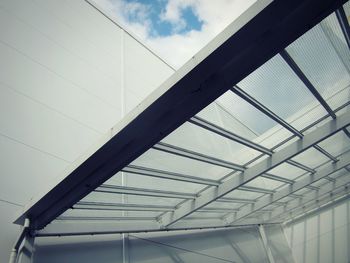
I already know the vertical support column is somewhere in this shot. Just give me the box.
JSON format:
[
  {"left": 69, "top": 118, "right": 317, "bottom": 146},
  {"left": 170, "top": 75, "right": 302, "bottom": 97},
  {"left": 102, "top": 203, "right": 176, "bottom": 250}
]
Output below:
[
  {"left": 120, "top": 29, "right": 129, "bottom": 263},
  {"left": 347, "top": 200, "right": 350, "bottom": 262},
  {"left": 16, "top": 234, "right": 35, "bottom": 263},
  {"left": 122, "top": 233, "right": 129, "bottom": 263},
  {"left": 259, "top": 225, "right": 275, "bottom": 263}
]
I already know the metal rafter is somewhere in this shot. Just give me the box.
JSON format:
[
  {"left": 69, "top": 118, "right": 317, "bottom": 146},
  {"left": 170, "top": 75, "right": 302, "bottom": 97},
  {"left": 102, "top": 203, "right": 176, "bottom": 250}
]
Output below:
[
  {"left": 75, "top": 201, "right": 174, "bottom": 212},
  {"left": 123, "top": 165, "right": 219, "bottom": 186},
  {"left": 280, "top": 50, "right": 336, "bottom": 119},
  {"left": 270, "top": 173, "right": 350, "bottom": 222},
  {"left": 153, "top": 142, "right": 245, "bottom": 171},
  {"left": 189, "top": 116, "right": 272, "bottom": 155},
  {"left": 158, "top": 112, "right": 350, "bottom": 227},
  {"left": 74, "top": 201, "right": 241, "bottom": 213},
  {"left": 283, "top": 188, "right": 350, "bottom": 224},
  {"left": 96, "top": 185, "right": 196, "bottom": 199},
  {"left": 230, "top": 85, "right": 303, "bottom": 137},
  {"left": 336, "top": 7, "right": 350, "bottom": 49},
  {"left": 95, "top": 185, "right": 260, "bottom": 205},
  {"left": 230, "top": 85, "right": 338, "bottom": 165},
  {"left": 224, "top": 151, "right": 350, "bottom": 224}
]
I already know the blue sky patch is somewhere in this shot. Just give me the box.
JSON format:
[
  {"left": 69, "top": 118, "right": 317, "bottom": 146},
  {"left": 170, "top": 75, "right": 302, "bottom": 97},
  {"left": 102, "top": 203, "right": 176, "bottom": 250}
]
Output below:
[{"left": 123, "top": 0, "right": 203, "bottom": 36}]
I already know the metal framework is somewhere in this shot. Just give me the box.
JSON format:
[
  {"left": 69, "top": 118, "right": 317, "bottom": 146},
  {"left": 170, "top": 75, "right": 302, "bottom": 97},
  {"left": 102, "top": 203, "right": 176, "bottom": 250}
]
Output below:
[{"left": 13, "top": 0, "right": 350, "bottom": 238}]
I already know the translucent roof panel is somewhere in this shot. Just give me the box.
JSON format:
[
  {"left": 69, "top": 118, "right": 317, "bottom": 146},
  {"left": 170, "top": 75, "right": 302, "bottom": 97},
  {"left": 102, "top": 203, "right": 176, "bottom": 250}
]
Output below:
[
  {"left": 237, "top": 54, "right": 328, "bottom": 131},
  {"left": 318, "top": 131, "right": 350, "bottom": 156},
  {"left": 329, "top": 168, "right": 349, "bottom": 180},
  {"left": 268, "top": 162, "right": 306, "bottom": 181},
  {"left": 160, "top": 120, "right": 262, "bottom": 165},
  {"left": 81, "top": 190, "right": 185, "bottom": 207},
  {"left": 244, "top": 177, "right": 285, "bottom": 191},
  {"left": 130, "top": 148, "right": 232, "bottom": 181},
  {"left": 213, "top": 91, "right": 278, "bottom": 135},
  {"left": 204, "top": 201, "right": 243, "bottom": 210},
  {"left": 109, "top": 172, "right": 205, "bottom": 194},
  {"left": 209, "top": 91, "right": 294, "bottom": 150},
  {"left": 291, "top": 147, "right": 329, "bottom": 169},
  {"left": 286, "top": 13, "right": 350, "bottom": 112},
  {"left": 59, "top": 209, "right": 161, "bottom": 220},
  {"left": 223, "top": 189, "right": 263, "bottom": 200},
  {"left": 309, "top": 178, "right": 329, "bottom": 188},
  {"left": 196, "top": 102, "right": 259, "bottom": 141}
]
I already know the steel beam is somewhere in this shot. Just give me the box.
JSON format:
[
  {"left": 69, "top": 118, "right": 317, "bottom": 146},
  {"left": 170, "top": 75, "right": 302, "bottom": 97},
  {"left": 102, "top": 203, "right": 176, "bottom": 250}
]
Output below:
[
  {"left": 123, "top": 165, "right": 219, "bottom": 186},
  {"left": 230, "top": 86, "right": 303, "bottom": 137},
  {"left": 269, "top": 172, "right": 350, "bottom": 221},
  {"left": 158, "top": 113, "right": 350, "bottom": 227},
  {"left": 226, "top": 151, "right": 350, "bottom": 224},
  {"left": 336, "top": 7, "right": 350, "bottom": 49},
  {"left": 189, "top": 116, "right": 272, "bottom": 155},
  {"left": 280, "top": 50, "right": 336, "bottom": 119},
  {"left": 57, "top": 216, "right": 155, "bottom": 221},
  {"left": 218, "top": 197, "right": 256, "bottom": 204},
  {"left": 313, "top": 145, "right": 338, "bottom": 162},
  {"left": 285, "top": 160, "right": 315, "bottom": 174},
  {"left": 283, "top": 188, "right": 350, "bottom": 224},
  {"left": 153, "top": 142, "right": 245, "bottom": 171},
  {"left": 74, "top": 201, "right": 240, "bottom": 214},
  {"left": 262, "top": 173, "right": 294, "bottom": 184},
  {"left": 75, "top": 201, "right": 174, "bottom": 212},
  {"left": 281, "top": 47, "right": 350, "bottom": 144},
  {"left": 230, "top": 86, "right": 325, "bottom": 174},
  {"left": 230, "top": 85, "right": 340, "bottom": 167},
  {"left": 239, "top": 186, "right": 275, "bottom": 194},
  {"left": 96, "top": 185, "right": 196, "bottom": 199}
]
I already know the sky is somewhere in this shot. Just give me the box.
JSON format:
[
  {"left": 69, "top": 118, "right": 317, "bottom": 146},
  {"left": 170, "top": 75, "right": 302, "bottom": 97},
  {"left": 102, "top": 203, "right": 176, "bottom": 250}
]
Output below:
[{"left": 93, "top": 0, "right": 256, "bottom": 68}]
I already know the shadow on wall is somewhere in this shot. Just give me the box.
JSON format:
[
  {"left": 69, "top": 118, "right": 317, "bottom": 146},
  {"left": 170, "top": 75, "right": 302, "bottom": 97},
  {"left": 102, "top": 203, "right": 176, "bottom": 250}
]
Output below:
[
  {"left": 286, "top": 198, "right": 350, "bottom": 263},
  {"left": 33, "top": 226, "right": 284, "bottom": 263},
  {"left": 33, "top": 238, "right": 123, "bottom": 263}
]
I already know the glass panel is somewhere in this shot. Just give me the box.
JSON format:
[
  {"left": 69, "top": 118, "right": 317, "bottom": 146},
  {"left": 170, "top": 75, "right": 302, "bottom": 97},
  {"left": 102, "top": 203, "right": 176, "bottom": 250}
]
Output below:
[
  {"left": 318, "top": 131, "right": 350, "bottom": 156},
  {"left": 197, "top": 102, "right": 260, "bottom": 141},
  {"left": 212, "top": 91, "right": 294, "bottom": 150},
  {"left": 310, "top": 178, "right": 329, "bottom": 188},
  {"left": 238, "top": 54, "right": 328, "bottom": 131},
  {"left": 131, "top": 148, "right": 232, "bottom": 181},
  {"left": 328, "top": 168, "right": 348, "bottom": 179},
  {"left": 205, "top": 201, "right": 243, "bottom": 210},
  {"left": 187, "top": 211, "right": 224, "bottom": 219},
  {"left": 107, "top": 172, "right": 205, "bottom": 194},
  {"left": 268, "top": 163, "right": 306, "bottom": 181},
  {"left": 223, "top": 189, "right": 263, "bottom": 200},
  {"left": 292, "top": 187, "right": 310, "bottom": 196},
  {"left": 291, "top": 147, "right": 329, "bottom": 169},
  {"left": 161, "top": 120, "right": 261, "bottom": 165},
  {"left": 245, "top": 177, "right": 285, "bottom": 191},
  {"left": 59, "top": 209, "right": 160, "bottom": 219},
  {"left": 82, "top": 191, "right": 184, "bottom": 207},
  {"left": 215, "top": 90, "right": 278, "bottom": 135},
  {"left": 286, "top": 13, "right": 350, "bottom": 111}
]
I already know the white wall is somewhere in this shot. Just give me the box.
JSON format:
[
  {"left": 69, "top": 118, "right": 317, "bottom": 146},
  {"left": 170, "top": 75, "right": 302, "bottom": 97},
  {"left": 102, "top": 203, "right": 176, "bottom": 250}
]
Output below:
[
  {"left": 285, "top": 197, "right": 350, "bottom": 263},
  {"left": 0, "top": 0, "right": 173, "bottom": 260},
  {"left": 32, "top": 226, "right": 291, "bottom": 263}
]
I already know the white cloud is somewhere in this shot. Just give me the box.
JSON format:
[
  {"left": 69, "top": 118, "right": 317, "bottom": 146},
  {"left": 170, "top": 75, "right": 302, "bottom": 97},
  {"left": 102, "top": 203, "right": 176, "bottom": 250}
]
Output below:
[{"left": 93, "top": 0, "right": 256, "bottom": 68}]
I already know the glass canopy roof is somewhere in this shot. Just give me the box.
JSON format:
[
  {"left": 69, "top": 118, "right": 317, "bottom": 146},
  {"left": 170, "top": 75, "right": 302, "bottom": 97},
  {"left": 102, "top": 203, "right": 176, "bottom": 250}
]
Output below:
[{"left": 18, "top": 0, "right": 350, "bottom": 236}]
